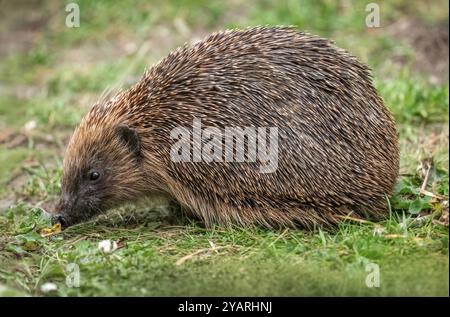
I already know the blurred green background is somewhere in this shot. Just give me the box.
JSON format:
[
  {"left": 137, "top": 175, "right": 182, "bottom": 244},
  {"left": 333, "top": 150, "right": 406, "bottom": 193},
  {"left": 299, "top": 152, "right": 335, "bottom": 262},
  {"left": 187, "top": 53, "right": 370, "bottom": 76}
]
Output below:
[{"left": 0, "top": 0, "right": 448, "bottom": 296}]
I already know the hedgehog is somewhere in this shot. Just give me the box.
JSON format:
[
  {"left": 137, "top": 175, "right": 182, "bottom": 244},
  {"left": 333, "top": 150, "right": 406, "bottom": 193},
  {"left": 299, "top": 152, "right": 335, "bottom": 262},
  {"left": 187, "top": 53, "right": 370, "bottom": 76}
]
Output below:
[{"left": 52, "top": 26, "right": 399, "bottom": 230}]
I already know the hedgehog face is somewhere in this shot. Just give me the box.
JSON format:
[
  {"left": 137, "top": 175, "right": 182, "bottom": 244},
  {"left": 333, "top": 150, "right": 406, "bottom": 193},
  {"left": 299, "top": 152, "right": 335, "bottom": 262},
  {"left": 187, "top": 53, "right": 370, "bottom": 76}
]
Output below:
[{"left": 52, "top": 124, "right": 144, "bottom": 228}]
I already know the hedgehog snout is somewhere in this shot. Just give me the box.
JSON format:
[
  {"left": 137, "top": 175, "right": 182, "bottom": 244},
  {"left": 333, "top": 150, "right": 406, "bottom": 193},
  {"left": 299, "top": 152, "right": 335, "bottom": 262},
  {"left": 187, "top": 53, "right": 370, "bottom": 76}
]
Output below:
[{"left": 51, "top": 193, "right": 77, "bottom": 229}]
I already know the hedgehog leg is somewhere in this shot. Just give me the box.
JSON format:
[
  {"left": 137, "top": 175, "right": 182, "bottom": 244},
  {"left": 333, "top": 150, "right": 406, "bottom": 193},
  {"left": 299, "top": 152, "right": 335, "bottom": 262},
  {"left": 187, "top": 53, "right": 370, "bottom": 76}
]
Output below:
[{"left": 160, "top": 199, "right": 186, "bottom": 225}]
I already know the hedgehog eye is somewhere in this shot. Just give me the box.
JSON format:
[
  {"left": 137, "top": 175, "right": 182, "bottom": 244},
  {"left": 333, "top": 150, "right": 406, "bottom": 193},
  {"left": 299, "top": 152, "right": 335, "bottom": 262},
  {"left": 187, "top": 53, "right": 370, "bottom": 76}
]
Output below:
[{"left": 89, "top": 171, "right": 100, "bottom": 181}]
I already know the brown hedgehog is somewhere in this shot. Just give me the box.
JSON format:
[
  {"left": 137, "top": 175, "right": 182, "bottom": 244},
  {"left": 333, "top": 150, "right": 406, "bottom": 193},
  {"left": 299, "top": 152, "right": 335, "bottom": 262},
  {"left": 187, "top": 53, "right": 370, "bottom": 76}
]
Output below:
[{"left": 52, "top": 27, "right": 399, "bottom": 229}]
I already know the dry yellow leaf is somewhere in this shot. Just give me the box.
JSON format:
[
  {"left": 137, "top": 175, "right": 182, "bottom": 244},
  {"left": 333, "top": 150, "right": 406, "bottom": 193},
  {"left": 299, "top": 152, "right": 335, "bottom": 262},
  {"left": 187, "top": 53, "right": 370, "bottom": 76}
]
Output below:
[
  {"left": 384, "top": 234, "right": 406, "bottom": 239},
  {"left": 40, "top": 223, "right": 62, "bottom": 237}
]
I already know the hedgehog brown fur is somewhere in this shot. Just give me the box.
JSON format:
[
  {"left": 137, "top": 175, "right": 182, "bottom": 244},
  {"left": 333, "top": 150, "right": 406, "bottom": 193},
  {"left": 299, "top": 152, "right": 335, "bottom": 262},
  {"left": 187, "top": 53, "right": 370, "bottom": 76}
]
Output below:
[{"left": 53, "top": 26, "right": 399, "bottom": 229}]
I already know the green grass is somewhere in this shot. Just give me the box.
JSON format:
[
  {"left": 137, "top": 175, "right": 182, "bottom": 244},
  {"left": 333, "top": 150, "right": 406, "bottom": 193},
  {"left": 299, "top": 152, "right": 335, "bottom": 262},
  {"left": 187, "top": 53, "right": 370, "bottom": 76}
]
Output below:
[
  {"left": 0, "top": 149, "right": 30, "bottom": 195},
  {"left": 0, "top": 205, "right": 448, "bottom": 296},
  {"left": 0, "top": 0, "right": 448, "bottom": 297},
  {"left": 378, "top": 71, "right": 449, "bottom": 124}
]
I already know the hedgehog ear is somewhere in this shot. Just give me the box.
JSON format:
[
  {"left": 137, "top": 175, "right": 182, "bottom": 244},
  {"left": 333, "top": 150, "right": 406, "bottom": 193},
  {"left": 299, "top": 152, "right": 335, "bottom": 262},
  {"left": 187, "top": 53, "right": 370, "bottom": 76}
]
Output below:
[{"left": 116, "top": 124, "right": 140, "bottom": 157}]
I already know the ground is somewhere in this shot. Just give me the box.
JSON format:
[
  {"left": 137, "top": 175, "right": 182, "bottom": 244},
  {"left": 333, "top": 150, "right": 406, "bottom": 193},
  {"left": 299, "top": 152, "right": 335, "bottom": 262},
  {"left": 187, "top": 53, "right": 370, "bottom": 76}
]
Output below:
[{"left": 0, "top": 0, "right": 448, "bottom": 296}]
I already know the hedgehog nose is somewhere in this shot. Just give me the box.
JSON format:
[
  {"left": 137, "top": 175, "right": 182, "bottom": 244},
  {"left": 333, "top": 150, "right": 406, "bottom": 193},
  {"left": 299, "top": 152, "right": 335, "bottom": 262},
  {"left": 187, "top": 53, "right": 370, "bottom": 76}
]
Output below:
[{"left": 51, "top": 214, "right": 69, "bottom": 229}]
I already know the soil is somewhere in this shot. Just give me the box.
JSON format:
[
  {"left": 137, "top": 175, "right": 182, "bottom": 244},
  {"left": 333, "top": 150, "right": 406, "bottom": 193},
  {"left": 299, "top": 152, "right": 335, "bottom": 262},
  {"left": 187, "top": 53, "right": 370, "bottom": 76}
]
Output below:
[{"left": 388, "top": 17, "right": 449, "bottom": 84}]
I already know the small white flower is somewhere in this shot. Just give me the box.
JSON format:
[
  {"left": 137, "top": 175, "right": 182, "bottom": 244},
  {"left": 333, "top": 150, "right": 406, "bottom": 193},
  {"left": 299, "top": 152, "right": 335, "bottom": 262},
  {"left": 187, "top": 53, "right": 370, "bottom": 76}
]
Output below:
[
  {"left": 98, "top": 240, "right": 118, "bottom": 253},
  {"left": 373, "top": 226, "right": 385, "bottom": 236},
  {"left": 40, "top": 282, "right": 57, "bottom": 293},
  {"left": 24, "top": 120, "right": 37, "bottom": 132}
]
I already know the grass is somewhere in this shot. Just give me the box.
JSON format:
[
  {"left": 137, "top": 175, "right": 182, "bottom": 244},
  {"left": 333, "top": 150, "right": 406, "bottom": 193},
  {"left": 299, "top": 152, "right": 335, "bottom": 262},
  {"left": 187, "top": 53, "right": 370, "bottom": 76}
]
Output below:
[
  {"left": 0, "top": 205, "right": 448, "bottom": 296},
  {"left": 0, "top": 0, "right": 448, "bottom": 297}
]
